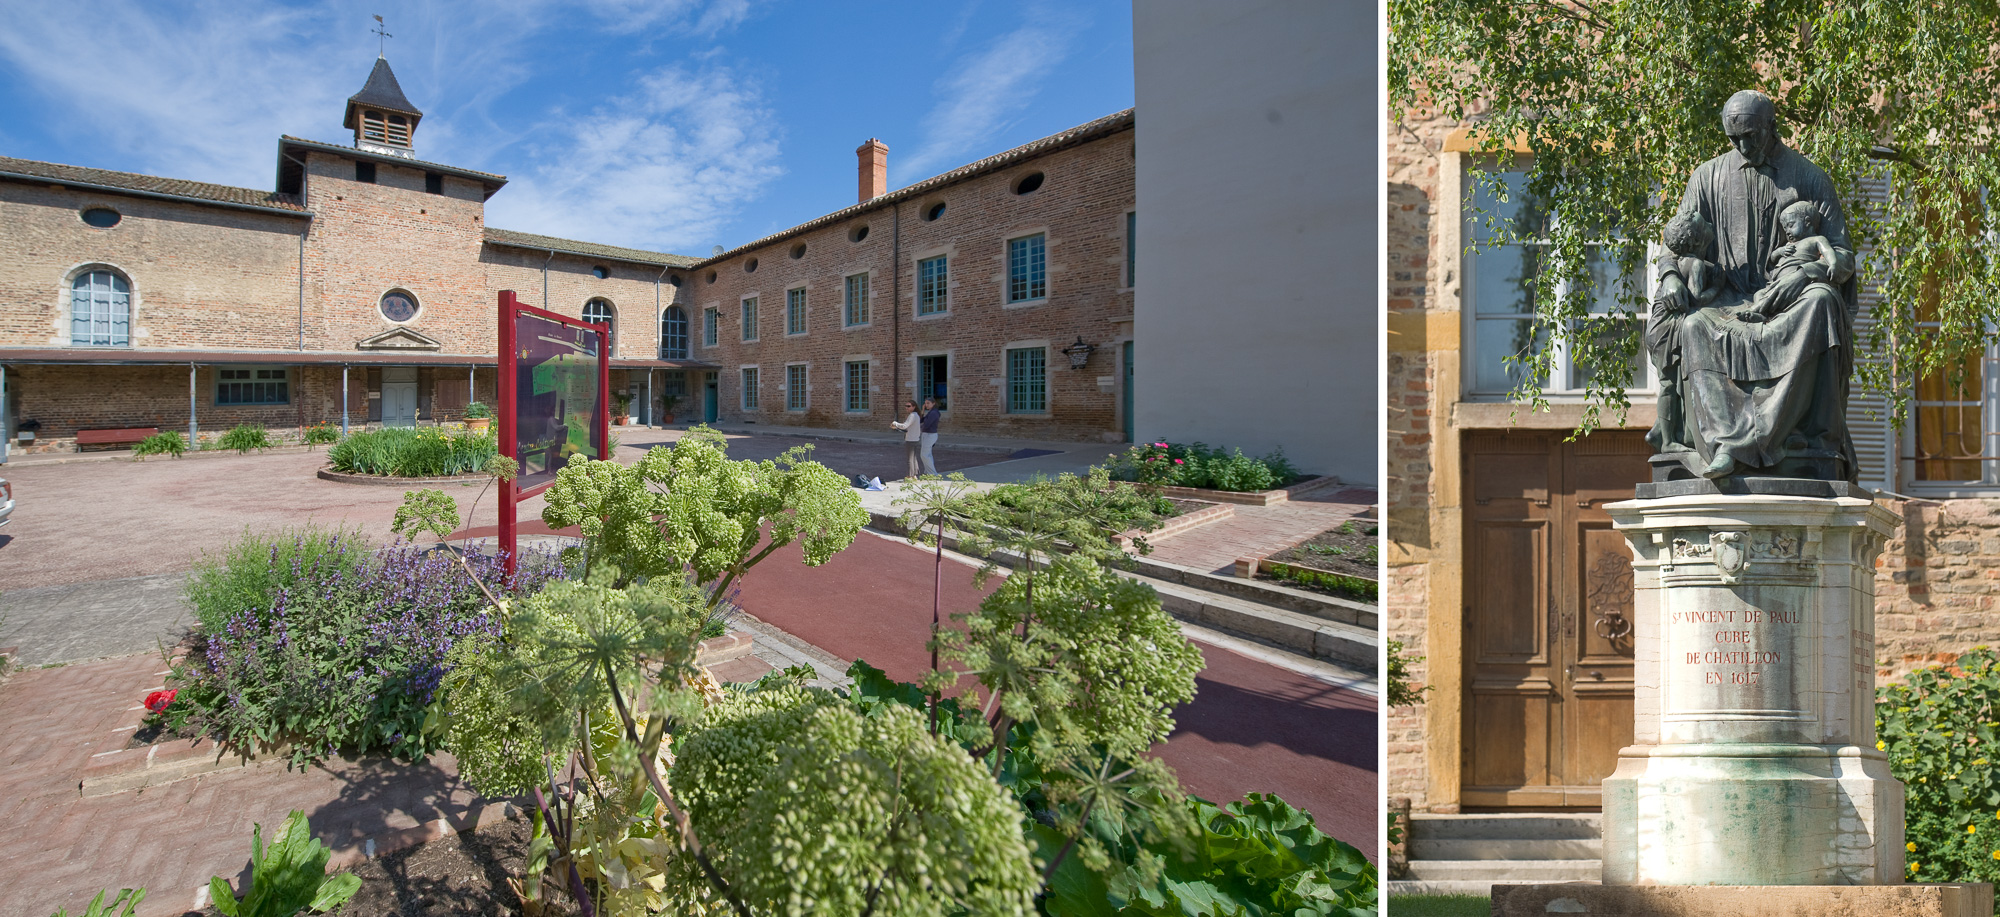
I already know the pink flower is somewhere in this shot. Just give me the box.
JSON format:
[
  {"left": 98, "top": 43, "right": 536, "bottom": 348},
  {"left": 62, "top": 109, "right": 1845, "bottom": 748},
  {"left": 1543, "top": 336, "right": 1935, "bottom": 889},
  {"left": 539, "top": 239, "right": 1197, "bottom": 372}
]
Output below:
[
  {"left": 144, "top": 689, "right": 177, "bottom": 713},
  {"left": 1173, "top": 459, "right": 1185, "bottom": 465}
]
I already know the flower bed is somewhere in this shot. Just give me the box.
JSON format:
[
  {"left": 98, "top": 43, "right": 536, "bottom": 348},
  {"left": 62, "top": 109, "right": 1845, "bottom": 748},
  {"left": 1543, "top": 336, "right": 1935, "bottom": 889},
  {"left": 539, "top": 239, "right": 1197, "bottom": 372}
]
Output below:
[
  {"left": 167, "top": 527, "right": 567, "bottom": 764},
  {"left": 326, "top": 426, "right": 498, "bottom": 478},
  {"left": 1107, "top": 440, "right": 1305, "bottom": 493}
]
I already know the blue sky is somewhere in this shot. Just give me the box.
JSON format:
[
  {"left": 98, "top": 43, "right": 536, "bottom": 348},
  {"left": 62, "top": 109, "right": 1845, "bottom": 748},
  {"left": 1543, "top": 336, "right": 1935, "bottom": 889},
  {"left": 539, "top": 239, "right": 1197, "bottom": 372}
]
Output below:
[{"left": 0, "top": 0, "right": 1136, "bottom": 257}]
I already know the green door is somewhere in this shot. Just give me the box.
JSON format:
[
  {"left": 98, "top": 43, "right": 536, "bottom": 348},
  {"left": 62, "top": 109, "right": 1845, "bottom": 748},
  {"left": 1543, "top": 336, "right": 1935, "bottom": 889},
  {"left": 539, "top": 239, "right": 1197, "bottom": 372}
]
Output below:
[
  {"left": 1121, "top": 341, "right": 1134, "bottom": 443},
  {"left": 704, "top": 373, "right": 719, "bottom": 422}
]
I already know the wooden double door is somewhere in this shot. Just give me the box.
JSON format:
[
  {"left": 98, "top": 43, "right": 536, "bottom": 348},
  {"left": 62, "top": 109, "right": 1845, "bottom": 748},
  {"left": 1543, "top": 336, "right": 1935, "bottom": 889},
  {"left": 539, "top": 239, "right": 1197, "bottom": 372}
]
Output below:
[{"left": 1462, "top": 430, "right": 1649, "bottom": 808}]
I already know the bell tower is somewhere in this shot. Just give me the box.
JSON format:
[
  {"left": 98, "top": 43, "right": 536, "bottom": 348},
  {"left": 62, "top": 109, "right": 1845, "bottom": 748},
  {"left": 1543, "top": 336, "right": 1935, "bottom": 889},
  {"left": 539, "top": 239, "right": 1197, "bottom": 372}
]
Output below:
[{"left": 343, "top": 57, "right": 423, "bottom": 159}]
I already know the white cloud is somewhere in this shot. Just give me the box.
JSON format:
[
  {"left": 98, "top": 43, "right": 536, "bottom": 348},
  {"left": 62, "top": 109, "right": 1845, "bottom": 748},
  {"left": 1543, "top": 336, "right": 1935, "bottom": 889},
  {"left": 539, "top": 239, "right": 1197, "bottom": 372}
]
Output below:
[
  {"left": 0, "top": 0, "right": 775, "bottom": 253},
  {"left": 483, "top": 63, "right": 783, "bottom": 254},
  {"left": 897, "top": 6, "right": 1085, "bottom": 182}
]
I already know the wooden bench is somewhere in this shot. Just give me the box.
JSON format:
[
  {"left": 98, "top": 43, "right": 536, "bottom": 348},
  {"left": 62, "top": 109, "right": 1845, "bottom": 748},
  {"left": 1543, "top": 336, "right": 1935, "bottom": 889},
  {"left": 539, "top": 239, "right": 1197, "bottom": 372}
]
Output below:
[{"left": 74, "top": 427, "right": 159, "bottom": 448}]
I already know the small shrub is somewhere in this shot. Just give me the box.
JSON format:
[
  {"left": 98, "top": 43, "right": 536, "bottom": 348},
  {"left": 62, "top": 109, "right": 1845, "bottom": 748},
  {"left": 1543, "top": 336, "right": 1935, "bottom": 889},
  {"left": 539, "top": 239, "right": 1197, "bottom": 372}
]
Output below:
[
  {"left": 173, "top": 526, "right": 567, "bottom": 763},
  {"left": 208, "top": 810, "right": 359, "bottom": 917},
  {"left": 326, "top": 426, "right": 496, "bottom": 477},
  {"left": 1388, "top": 638, "right": 1431, "bottom": 708},
  {"left": 1881, "top": 647, "right": 2000, "bottom": 885},
  {"left": 1268, "top": 560, "right": 1378, "bottom": 601},
  {"left": 132, "top": 431, "right": 187, "bottom": 460},
  {"left": 301, "top": 423, "right": 339, "bottom": 447},
  {"left": 217, "top": 424, "right": 274, "bottom": 454},
  {"left": 1105, "top": 440, "right": 1305, "bottom": 492},
  {"left": 462, "top": 400, "right": 493, "bottom": 420}
]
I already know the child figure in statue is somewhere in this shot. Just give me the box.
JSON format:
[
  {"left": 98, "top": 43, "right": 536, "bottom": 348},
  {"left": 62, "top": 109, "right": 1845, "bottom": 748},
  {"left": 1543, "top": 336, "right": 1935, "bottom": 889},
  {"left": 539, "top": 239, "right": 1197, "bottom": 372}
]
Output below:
[
  {"left": 1746, "top": 200, "right": 1841, "bottom": 321},
  {"left": 1646, "top": 210, "right": 1724, "bottom": 453}
]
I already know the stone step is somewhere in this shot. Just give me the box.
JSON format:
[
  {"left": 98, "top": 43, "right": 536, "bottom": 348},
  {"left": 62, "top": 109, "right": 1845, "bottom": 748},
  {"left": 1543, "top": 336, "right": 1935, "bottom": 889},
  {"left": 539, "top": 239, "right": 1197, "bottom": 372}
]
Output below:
[
  {"left": 1409, "top": 812, "right": 1601, "bottom": 840},
  {"left": 1141, "top": 575, "right": 1377, "bottom": 672},
  {"left": 1126, "top": 554, "right": 1377, "bottom": 629},
  {"left": 1410, "top": 837, "right": 1602, "bottom": 860},
  {"left": 1403, "top": 859, "right": 1602, "bottom": 882},
  {"left": 1389, "top": 879, "right": 1599, "bottom": 898}
]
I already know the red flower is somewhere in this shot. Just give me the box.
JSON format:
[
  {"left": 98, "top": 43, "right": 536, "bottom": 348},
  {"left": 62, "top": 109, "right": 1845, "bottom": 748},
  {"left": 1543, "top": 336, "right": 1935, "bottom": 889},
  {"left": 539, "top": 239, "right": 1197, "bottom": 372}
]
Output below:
[{"left": 144, "top": 689, "right": 176, "bottom": 713}]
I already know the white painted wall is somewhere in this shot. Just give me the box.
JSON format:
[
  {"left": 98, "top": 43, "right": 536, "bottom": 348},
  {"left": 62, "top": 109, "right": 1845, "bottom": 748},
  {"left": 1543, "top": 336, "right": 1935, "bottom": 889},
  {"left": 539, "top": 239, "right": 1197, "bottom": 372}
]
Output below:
[{"left": 1132, "top": 0, "right": 1375, "bottom": 482}]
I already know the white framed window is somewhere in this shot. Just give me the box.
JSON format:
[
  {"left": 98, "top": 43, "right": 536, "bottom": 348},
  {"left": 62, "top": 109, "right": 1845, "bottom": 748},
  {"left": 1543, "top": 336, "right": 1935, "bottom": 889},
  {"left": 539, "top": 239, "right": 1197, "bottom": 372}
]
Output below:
[
  {"left": 1005, "top": 347, "right": 1047, "bottom": 413},
  {"left": 703, "top": 307, "right": 718, "bottom": 347},
  {"left": 918, "top": 256, "right": 949, "bottom": 315},
  {"left": 786, "top": 363, "right": 808, "bottom": 412},
  {"left": 845, "top": 360, "right": 871, "bottom": 413},
  {"left": 217, "top": 367, "right": 290, "bottom": 405},
  {"left": 1903, "top": 340, "right": 1998, "bottom": 492},
  {"left": 1461, "top": 167, "right": 1652, "bottom": 400},
  {"left": 584, "top": 299, "right": 615, "bottom": 351},
  {"left": 661, "top": 306, "right": 689, "bottom": 359},
  {"left": 740, "top": 367, "right": 760, "bottom": 410},
  {"left": 786, "top": 287, "right": 807, "bottom": 336},
  {"left": 844, "top": 273, "right": 870, "bottom": 327},
  {"left": 70, "top": 269, "right": 131, "bottom": 346},
  {"left": 1006, "top": 234, "right": 1047, "bottom": 304},
  {"left": 741, "top": 296, "right": 759, "bottom": 342}
]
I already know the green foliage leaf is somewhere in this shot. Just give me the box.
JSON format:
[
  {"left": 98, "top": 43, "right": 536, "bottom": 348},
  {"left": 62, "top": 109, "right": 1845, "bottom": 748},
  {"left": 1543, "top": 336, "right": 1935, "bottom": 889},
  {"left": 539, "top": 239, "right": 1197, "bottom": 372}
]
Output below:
[
  {"left": 208, "top": 811, "right": 358, "bottom": 917},
  {"left": 390, "top": 488, "right": 460, "bottom": 543}
]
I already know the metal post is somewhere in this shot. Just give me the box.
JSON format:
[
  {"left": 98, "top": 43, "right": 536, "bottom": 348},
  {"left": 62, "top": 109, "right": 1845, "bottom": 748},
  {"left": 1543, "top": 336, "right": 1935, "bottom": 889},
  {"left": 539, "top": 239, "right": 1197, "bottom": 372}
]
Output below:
[
  {"left": 648, "top": 369, "right": 655, "bottom": 428},
  {"left": 188, "top": 364, "right": 198, "bottom": 445},
  {"left": 468, "top": 364, "right": 475, "bottom": 414},
  {"left": 499, "top": 291, "right": 520, "bottom": 576},
  {"left": 341, "top": 364, "right": 350, "bottom": 436}
]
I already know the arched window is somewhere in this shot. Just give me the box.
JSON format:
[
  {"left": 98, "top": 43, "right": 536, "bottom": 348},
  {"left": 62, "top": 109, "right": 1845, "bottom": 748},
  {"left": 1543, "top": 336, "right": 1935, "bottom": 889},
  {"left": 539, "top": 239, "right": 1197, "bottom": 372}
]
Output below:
[
  {"left": 584, "top": 298, "right": 615, "bottom": 351},
  {"left": 661, "top": 306, "right": 689, "bottom": 360},
  {"left": 71, "top": 269, "right": 130, "bottom": 346}
]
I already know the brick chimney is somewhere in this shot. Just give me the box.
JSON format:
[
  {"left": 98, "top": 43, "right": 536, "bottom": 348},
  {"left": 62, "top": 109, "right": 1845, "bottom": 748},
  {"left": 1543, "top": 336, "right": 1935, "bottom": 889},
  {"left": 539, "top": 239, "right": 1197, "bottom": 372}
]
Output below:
[{"left": 857, "top": 138, "right": 889, "bottom": 202}]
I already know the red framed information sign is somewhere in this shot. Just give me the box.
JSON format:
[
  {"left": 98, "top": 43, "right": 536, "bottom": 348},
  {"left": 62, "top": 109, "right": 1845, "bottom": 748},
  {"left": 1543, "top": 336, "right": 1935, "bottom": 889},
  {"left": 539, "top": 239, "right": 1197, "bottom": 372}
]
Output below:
[{"left": 498, "top": 290, "right": 610, "bottom": 572}]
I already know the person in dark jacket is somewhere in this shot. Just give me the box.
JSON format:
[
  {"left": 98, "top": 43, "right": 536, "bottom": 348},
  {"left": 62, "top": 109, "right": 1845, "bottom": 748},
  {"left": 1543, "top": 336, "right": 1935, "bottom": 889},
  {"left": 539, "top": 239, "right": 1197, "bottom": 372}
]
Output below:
[{"left": 918, "top": 398, "right": 941, "bottom": 474}]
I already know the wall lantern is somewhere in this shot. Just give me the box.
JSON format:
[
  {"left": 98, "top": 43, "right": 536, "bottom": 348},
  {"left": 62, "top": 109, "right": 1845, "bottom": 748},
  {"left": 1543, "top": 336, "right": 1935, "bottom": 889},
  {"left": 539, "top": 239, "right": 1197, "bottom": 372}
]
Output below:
[{"left": 1061, "top": 336, "right": 1097, "bottom": 370}]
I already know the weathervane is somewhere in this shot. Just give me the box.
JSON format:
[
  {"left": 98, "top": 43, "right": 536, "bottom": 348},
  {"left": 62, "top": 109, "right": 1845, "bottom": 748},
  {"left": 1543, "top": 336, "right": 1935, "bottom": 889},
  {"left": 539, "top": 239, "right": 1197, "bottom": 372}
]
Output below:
[{"left": 372, "top": 15, "right": 391, "bottom": 57}]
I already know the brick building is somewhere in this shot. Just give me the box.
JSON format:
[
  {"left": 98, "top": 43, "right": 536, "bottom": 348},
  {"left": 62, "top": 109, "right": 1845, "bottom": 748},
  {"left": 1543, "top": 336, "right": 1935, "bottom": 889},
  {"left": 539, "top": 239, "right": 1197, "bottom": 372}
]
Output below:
[
  {"left": 0, "top": 57, "right": 1138, "bottom": 453},
  {"left": 1388, "top": 99, "right": 2000, "bottom": 817}
]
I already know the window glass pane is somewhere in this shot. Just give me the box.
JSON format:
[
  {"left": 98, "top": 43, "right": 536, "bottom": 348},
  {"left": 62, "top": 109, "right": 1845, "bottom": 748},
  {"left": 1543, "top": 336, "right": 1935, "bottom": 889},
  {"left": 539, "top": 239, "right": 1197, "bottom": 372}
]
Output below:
[
  {"left": 704, "top": 309, "right": 718, "bottom": 346},
  {"left": 1006, "top": 347, "right": 1046, "bottom": 413},
  {"left": 1583, "top": 245, "right": 1645, "bottom": 314},
  {"left": 1566, "top": 318, "right": 1645, "bottom": 389},
  {"left": 1914, "top": 353, "right": 1985, "bottom": 482},
  {"left": 919, "top": 257, "right": 948, "bottom": 315},
  {"left": 742, "top": 298, "right": 758, "bottom": 340},
  {"left": 1472, "top": 318, "right": 1549, "bottom": 393},
  {"left": 1468, "top": 170, "right": 1544, "bottom": 244},
  {"left": 741, "top": 368, "right": 758, "bottom": 409},
  {"left": 787, "top": 364, "right": 806, "bottom": 410},
  {"left": 661, "top": 306, "right": 688, "bottom": 359},
  {"left": 846, "top": 361, "right": 871, "bottom": 412},
  {"left": 787, "top": 289, "right": 806, "bottom": 334},
  {"left": 217, "top": 367, "right": 288, "bottom": 405},
  {"left": 71, "top": 270, "right": 130, "bottom": 346},
  {"left": 845, "top": 273, "right": 869, "bottom": 326},
  {"left": 1469, "top": 243, "right": 1539, "bottom": 317},
  {"left": 1007, "top": 235, "right": 1046, "bottom": 302}
]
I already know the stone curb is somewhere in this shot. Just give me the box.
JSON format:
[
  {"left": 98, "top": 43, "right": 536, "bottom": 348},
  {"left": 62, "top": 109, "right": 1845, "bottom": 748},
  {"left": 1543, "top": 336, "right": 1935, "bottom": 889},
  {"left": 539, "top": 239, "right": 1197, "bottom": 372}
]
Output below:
[
  {"left": 316, "top": 467, "right": 491, "bottom": 486},
  {"left": 5, "top": 443, "right": 332, "bottom": 467},
  {"left": 1131, "top": 555, "right": 1378, "bottom": 627},
  {"left": 695, "top": 630, "right": 756, "bottom": 666},
  {"left": 1114, "top": 501, "right": 1233, "bottom": 547},
  {"left": 1154, "top": 474, "right": 1340, "bottom": 507}
]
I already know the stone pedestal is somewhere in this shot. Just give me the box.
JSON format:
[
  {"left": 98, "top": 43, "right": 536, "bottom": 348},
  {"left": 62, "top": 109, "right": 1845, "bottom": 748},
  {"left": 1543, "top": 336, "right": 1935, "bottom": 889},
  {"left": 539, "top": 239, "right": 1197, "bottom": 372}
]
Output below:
[
  {"left": 1491, "top": 883, "right": 1995, "bottom": 916},
  {"left": 1598, "top": 487, "right": 1904, "bottom": 884}
]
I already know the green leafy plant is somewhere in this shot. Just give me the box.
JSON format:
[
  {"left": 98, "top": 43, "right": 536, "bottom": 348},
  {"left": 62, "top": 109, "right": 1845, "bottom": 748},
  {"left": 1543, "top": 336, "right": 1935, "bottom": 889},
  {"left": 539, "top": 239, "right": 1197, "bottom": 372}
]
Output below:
[
  {"left": 1879, "top": 646, "right": 2000, "bottom": 885},
  {"left": 132, "top": 431, "right": 186, "bottom": 460},
  {"left": 47, "top": 888, "right": 144, "bottom": 917},
  {"left": 326, "top": 426, "right": 497, "bottom": 477},
  {"left": 612, "top": 392, "right": 633, "bottom": 416},
  {"left": 1388, "top": 638, "right": 1431, "bottom": 710},
  {"left": 1267, "top": 561, "right": 1379, "bottom": 602},
  {"left": 218, "top": 424, "right": 275, "bottom": 454},
  {"left": 463, "top": 400, "right": 494, "bottom": 420},
  {"left": 208, "top": 810, "right": 360, "bottom": 917},
  {"left": 301, "top": 423, "right": 339, "bottom": 447},
  {"left": 1104, "top": 441, "right": 1302, "bottom": 493}
]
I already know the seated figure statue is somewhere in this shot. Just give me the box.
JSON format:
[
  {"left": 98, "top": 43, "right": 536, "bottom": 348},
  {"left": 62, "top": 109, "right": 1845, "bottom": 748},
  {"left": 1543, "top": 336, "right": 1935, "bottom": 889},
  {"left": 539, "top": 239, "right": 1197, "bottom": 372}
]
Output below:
[{"left": 1645, "top": 90, "right": 1858, "bottom": 481}]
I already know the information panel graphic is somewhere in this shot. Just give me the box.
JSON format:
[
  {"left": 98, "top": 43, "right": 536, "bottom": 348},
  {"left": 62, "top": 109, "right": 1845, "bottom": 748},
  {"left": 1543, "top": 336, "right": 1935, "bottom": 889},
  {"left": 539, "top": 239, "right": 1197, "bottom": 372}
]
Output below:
[{"left": 512, "top": 312, "right": 604, "bottom": 494}]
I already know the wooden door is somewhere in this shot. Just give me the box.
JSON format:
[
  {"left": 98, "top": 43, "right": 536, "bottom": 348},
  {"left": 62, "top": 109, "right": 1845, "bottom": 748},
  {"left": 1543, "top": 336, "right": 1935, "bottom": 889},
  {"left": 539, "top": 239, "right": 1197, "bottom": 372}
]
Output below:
[{"left": 1462, "top": 430, "right": 1648, "bottom": 808}]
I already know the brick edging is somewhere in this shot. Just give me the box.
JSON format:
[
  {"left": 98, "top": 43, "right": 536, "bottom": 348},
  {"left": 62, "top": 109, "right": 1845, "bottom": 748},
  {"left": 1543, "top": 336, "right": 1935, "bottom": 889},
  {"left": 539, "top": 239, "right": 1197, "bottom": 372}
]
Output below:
[
  {"left": 1155, "top": 474, "right": 1338, "bottom": 507},
  {"left": 1115, "top": 501, "right": 1232, "bottom": 546},
  {"left": 316, "top": 467, "right": 490, "bottom": 486}
]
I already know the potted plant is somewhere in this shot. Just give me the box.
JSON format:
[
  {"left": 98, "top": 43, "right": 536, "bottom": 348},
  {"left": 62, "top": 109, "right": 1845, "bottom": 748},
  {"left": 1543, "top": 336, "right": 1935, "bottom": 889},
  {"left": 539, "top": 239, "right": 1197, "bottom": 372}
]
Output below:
[
  {"left": 463, "top": 401, "right": 493, "bottom": 433},
  {"left": 613, "top": 392, "right": 633, "bottom": 426},
  {"left": 658, "top": 394, "right": 681, "bottom": 424}
]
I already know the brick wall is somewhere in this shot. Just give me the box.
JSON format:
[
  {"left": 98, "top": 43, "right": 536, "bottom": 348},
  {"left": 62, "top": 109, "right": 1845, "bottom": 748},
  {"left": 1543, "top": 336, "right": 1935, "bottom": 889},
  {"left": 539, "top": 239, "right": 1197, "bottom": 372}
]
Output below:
[
  {"left": 1874, "top": 495, "right": 2000, "bottom": 682},
  {"left": 692, "top": 126, "right": 1135, "bottom": 442},
  {"left": 480, "top": 247, "right": 680, "bottom": 360},
  {"left": 0, "top": 182, "right": 305, "bottom": 350}
]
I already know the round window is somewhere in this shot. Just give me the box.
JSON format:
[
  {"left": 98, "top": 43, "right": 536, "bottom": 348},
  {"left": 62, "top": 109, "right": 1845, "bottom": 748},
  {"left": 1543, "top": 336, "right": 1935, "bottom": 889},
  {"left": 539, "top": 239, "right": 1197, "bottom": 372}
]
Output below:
[
  {"left": 379, "top": 290, "right": 419, "bottom": 322},
  {"left": 592, "top": 265, "right": 610, "bottom": 279},
  {"left": 81, "top": 207, "right": 121, "bottom": 228},
  {"left": 850, "top": 224, "right": 870, "bottom": 243},
  {"left": 923, "top": 201, "right": 947, "bottom": 221},
  {"left": 790, "top": 242, "right": 807, "bottom": 259},
  {"left": 706, "top": 270, "right": 718, "bottom": 283},
  {"left": 745, "top": 258, "right": 759, "bottom": 273},
  {"left": 1013, "top": 172, "right": 1045, "bottom": 195},
  {"left": 668, "top": 274, "right": 684, "bottom": 287}
]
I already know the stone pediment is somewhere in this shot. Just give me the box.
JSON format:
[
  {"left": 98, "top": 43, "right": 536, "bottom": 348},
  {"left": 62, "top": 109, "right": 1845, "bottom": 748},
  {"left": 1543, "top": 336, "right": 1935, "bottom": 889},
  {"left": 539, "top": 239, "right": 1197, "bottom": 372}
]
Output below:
[{"left": 357, "top": 327, "right": 443, "bottom": 352}]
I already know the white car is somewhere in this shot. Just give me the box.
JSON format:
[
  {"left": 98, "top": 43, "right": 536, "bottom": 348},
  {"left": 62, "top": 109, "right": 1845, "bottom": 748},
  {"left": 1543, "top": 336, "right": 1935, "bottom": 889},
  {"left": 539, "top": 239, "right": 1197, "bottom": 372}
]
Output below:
[{"left": 0, "top": 477, "right": 11, "bottom": 527}]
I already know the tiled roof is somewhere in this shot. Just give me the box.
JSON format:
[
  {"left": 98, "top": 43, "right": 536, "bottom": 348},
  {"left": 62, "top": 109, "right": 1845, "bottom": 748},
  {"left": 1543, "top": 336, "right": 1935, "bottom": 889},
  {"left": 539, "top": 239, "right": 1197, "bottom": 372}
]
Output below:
[
  {"left": 347, "top": 57, "right": 421, "bottom": 119},
  {"left": 690, "top": 108, "right": 1135, "bottom": 269},
  {"left": 0, "top": 155, "right": 306, "bottom": 214},
  {"left": 483, "top": 227, "right": 703, "bottom": 268}
]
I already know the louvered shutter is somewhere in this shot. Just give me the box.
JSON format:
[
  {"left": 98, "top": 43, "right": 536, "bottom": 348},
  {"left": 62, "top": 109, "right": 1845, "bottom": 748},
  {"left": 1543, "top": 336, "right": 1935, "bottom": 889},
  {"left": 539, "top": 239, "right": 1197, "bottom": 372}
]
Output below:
[{"left": 1847, "top": 175, "right": 1896, "bottom": 494}]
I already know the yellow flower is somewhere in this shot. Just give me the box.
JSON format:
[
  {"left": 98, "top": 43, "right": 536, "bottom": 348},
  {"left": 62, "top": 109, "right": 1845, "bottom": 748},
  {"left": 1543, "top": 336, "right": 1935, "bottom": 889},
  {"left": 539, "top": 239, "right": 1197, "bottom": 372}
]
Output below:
[
  {"left": 1877, "top": 740, "right": 1887, "bottom": 750},
  {"left": 1969, "top": 824, "right": 1978, "bottom": 834},
  {"left": 1992, "top": 850, "right": 2000, "bottom": 862},
  {"left": 1908, "top": 842, "right": 1917, "bottom": 853},
  {"left": 1911, "top": 861, "right": 1921, "bottom": 873}
]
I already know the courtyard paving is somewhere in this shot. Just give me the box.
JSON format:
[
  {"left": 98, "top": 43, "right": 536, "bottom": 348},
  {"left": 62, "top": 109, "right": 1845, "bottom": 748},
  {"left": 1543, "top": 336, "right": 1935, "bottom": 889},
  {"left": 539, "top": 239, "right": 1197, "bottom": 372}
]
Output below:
[{"left": 1143, "top": 485, "right": 1377, "bottom": 574}]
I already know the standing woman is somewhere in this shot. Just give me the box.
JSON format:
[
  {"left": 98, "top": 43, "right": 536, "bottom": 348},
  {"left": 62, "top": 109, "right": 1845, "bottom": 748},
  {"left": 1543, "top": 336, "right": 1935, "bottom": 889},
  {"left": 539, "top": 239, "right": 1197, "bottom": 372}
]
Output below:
[
  {"left": 892, "top": 398, "right": 924, "bottom": 477},
  {"left": 919, "top": 397, "right": 941, "bottom": 475}
]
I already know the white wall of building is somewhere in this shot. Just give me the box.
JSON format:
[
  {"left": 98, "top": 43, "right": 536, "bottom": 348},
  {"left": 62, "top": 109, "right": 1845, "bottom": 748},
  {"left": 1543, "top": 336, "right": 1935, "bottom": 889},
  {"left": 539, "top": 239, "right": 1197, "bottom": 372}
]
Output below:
[{"left": 1132, "top": 0, "right": 1375, "bottom": 482}]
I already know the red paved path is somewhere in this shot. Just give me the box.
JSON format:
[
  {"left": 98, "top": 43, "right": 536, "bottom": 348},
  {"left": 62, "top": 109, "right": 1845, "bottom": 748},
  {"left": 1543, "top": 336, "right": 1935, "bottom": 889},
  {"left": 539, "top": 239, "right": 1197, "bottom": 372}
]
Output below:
[{"left": 735, "top": 532, "right": 1379, "bottom": 857}]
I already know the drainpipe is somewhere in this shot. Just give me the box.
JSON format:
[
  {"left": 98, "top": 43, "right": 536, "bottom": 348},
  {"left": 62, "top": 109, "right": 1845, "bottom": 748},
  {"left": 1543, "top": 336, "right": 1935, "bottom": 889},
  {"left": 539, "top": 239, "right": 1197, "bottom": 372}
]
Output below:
[
  {"left": 297, "top": 220, "right": 308, "bottom": 351},
  {"left": 188, "top": 363, "right": 198, "bottom": 444},
  {"left": 891, "top": 201, "right": 902, "bottom": 400},
  {"left": 655, "top": 264, "right": 668, "bottom": 426},
  {"left": 342, "top": 364, "right": 350, "bottom": 436},
  {"left": 1, "top": 364, "right": 8, "bottom": 464},
  {"left": 542, "top": 250, "right": 555, "bottom": 309}
]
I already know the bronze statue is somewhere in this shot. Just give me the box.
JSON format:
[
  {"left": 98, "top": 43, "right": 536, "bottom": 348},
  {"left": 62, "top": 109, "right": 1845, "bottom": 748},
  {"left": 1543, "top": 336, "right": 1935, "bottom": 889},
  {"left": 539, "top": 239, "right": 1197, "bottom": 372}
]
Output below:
[{"left": 1647, "top": 90, "right": 1859, "bottom": 481}]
